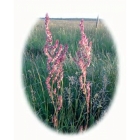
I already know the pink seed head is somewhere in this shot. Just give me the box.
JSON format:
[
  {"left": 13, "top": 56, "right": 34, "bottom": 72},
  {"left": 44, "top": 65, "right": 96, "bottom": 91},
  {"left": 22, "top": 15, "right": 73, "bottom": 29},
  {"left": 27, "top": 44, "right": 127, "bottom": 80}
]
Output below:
[
  {"left": 52, "top": 115, "right": 58, "bottom": 127},
  {"left": 86, "top": 82, "right": 91, "bottom": 113},
  {"left": 57, "top": 95, "right": 63, "bottom": 111},
  {"left": 53, "top": 88, "right": 56, "bottom": 94},
  {"left": 46, "top": 77, "right": 51, "bottom": 90}
]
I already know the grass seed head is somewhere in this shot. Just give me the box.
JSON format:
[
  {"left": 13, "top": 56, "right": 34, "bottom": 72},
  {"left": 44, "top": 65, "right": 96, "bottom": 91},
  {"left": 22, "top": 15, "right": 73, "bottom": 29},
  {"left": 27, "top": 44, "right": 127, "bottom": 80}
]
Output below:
[{"left": 57, "top": 95, "right": 63, "bottom": 111}]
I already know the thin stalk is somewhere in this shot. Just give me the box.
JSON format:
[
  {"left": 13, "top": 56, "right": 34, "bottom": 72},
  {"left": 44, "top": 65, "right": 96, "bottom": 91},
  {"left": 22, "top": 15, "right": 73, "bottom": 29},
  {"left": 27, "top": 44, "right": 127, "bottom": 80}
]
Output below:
[
  {"left": 61, "top": 79, "right": 64, "bottom": 95},
  {"left": 83, "top": 75, "right": 86, "bottom": 94},
  {"left": 86, "top": 103, "right": 89, "bottom": 129},
  {"left": 75, "top": 84, "right": 80, "bottom": 118},
  {"left": 30, "top": 85, "right": 35, "bottom": 110},
  {"left": 33, "top": 61, "right": 46, "bottom": 112},
  {"left": 76, "top": 101, "right": 86, "bottom": 128}
]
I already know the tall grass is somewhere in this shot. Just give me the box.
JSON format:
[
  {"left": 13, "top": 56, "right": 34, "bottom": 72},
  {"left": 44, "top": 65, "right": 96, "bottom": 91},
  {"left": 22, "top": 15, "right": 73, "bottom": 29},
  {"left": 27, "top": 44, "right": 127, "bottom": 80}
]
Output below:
[{"left": 22, "top": 18, "right": 118, "bottom": 133}]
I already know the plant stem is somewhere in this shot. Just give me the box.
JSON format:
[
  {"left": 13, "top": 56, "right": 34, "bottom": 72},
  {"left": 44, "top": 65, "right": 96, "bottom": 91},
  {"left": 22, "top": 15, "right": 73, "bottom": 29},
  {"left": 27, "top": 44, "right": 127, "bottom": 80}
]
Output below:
[
  {"left": 76, "top": 101, "right": 86, "bottom": 128},
  {"left": 33, "top": 61, "right": 46, "bottom": 112}
]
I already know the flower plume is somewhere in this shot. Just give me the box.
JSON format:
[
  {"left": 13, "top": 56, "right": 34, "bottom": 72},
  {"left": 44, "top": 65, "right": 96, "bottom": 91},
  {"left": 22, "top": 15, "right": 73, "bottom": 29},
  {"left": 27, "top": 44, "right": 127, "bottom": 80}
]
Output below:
[{"left": 44, "top": 13, "right": 68, "bottom": 128}]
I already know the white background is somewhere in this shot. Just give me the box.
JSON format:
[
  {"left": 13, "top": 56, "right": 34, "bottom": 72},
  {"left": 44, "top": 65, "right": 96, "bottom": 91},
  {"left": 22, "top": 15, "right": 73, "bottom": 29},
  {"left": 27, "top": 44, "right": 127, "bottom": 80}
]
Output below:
[
  {"left": 2, "top": 0, "right": 140, "bottom": 140},
  {"left": 14, "top": 0, "right": 126, "bottom": 139},
  {"left": 16, "top": 0, "right": 125, "bottom": 139}
]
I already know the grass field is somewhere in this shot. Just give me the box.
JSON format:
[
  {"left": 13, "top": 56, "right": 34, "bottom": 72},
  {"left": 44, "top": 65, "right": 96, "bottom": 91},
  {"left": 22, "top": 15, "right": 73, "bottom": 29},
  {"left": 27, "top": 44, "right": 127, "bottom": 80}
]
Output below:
[{"left": 22, "top": 18, "right": 118, "bottom": 133}]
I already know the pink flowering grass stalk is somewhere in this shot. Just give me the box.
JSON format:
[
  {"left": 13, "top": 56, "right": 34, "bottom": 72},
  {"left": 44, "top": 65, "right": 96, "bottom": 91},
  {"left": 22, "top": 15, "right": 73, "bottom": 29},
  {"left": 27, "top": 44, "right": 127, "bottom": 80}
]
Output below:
[
  {"left": 44, "top": 14, "right": 68, "bottom": 128},
  {"left": 74, "top": 19, "right": 92, "bottom": 129}
]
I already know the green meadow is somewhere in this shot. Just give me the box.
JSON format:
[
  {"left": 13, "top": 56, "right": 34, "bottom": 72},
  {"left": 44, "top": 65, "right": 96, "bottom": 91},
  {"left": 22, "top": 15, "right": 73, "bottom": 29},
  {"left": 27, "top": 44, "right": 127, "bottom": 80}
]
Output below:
[{"left": 22, "top": 18, "right": 118, "bottom": 133}]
